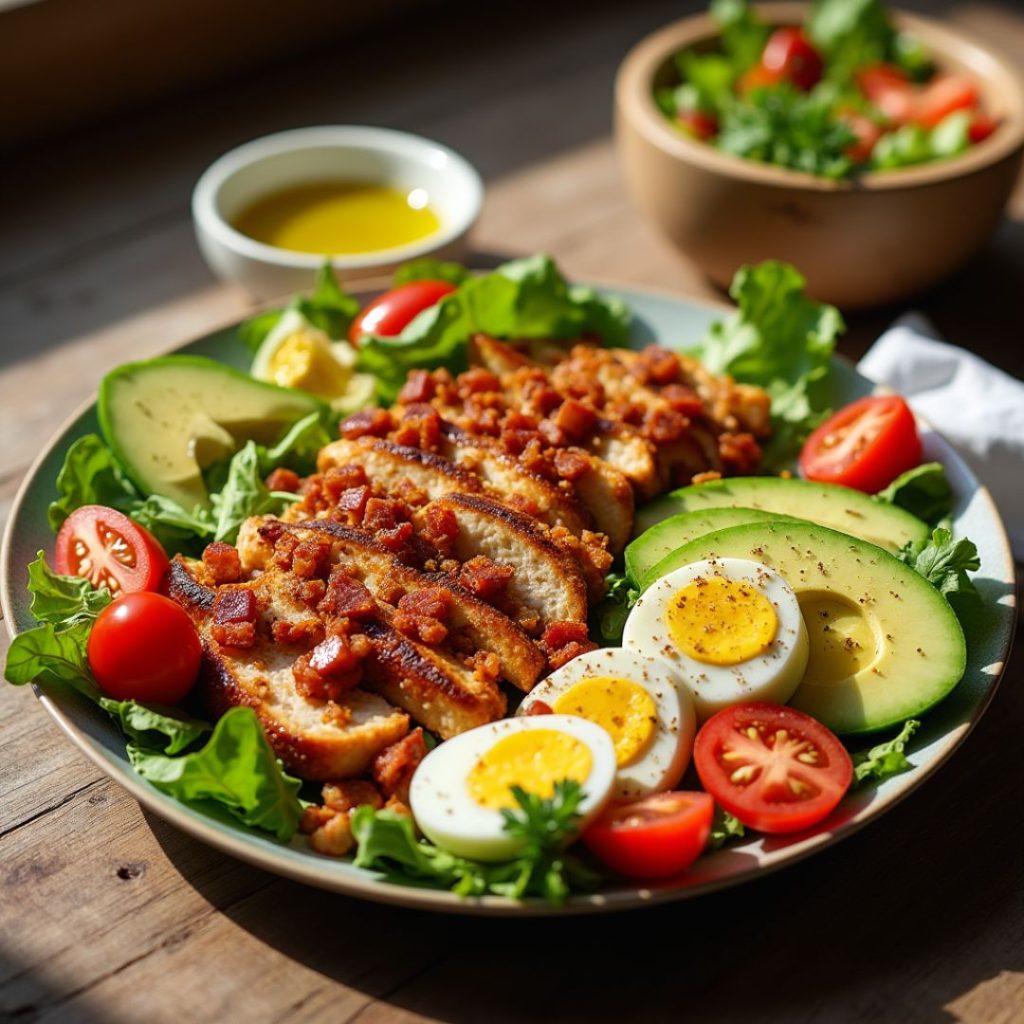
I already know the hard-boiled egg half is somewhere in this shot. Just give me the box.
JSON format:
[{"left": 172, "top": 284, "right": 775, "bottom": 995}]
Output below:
[
  {"left": 516, "top": 647, "right": 695, "bottom": 799},
  {"left": 409, "top": 715, "right": 616, "bottom": 861},
  {"left": 251, "top": 308, "right": 375, "bottom": 413},
  {"left": 624, "top": 557, "right": 809, "bottom": 721}
]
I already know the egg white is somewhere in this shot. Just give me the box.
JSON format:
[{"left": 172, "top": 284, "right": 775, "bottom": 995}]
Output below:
[
  {"left": 516, "top": 647, "right": 695, "bottom": 799},
  {"left": 623, "top": 557, "right": 809, "bottom": 721},
  {"left": 409, "top": 715, "right": 616, "bottom": 862}
]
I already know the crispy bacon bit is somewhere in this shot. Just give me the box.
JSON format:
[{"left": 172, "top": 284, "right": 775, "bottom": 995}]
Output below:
[
  {"left": 300, "top": 805, "right": 334, "bottom": 834},
  {"left": 265, "top": 467, "right": 301, "bottom": 493},
  {"left": 291, "top": 535, "right": 332, "bottom": 579},
  {"left": 397, "top": 369, "right": 436, "bottom": 405},
  {"left": 718, "top": 432, "right": 762, "bottom": 474},
  {"left": 553, "top": 447, "right": 590, "bottom": 481},
  {"left": 539, "top": 619, "right": 597, "bottom": 670},
  {"left": 636, "top": 345, "right": 681, "bottom": 386},
  {"left": 458, "top": 555, "right": 514, "bottom": 603},
  {"left": 201, "top": 542, "right": 242, "bottom": 584},
  {"left": 296, "top": 578, "right": 327, "bottom": 607},
  {"left": 307, "top": 810, "right": 355, "bottom": 856},
  {"left": 272, "top": 531, "right": 300, "bottom": 571},
  {"left": 336, "top": 484, "right": 372, "bottom": 520},
  {"left": 554, "top": 398, "right": 598, "bottom": 443},
  {"left": 384, "top": 795, "right": 412, "bottom": 817},
  {"left": 418, "top": 504, "right": 459, "bottom": 556},
  {"left": 465, "top": 650, "right": 501, "bottom": 683},
  {"left": 661, "top": 384, "right": 705, "bottom": 417},
  {"left": 393, "top": 588, "right": 452, "bottom": 644},
  {"left": 271, "top": 618, "right": 324, "bottom": 645},
  {"left": 211, "top": 589, "right": 257, "bottom": 648},
  {"left": 644, "top": 407, "right": 688, "bottom": 444},
  {"left": 372, "top": 728, "right": 428, "bottom": 802},
  {"left": 537, "top": 418, "right": 566, "bottom": 448},
  {"left": 392, "top": 404, "right": 442, "bottom": 450},
  {"left": 525, "top": 699, "right": 554, "bottom": 716},
  {"left": 376, "top": 521, "right": 414, "bottom": 553},
  {"left": 323, "top": 464, "right": 368, "bottom": 500},
  {"left": 505, "top": 494, "right": 541, "bottom": 518},
  {"left": 320, "top": 567, "right": 377, "bottom": 621},
  {"left": 293, "top": 632, "right": 370, "bottom": 700},
  {"left": 340, "top": 407, "right": 392, "bottom": 440},
  {"left": 322, "top": 780, "right": 383, "bottom": 813},
  {"left": 258, "top": 519, "right": 287, "bottom": 548},
  {"left": 457, "top": 367, "right": 501, "bottom": 396},
  {"left": 391, "top": 476, "right": 429, "bottom": 509},
  {"left": 363, "top": 496, "right": 410, "bottom": 533}
]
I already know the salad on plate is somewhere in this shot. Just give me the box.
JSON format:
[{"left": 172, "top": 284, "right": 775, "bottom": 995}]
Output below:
[{"left": 4, "top": 254, "right": 984, "bottom": 904}]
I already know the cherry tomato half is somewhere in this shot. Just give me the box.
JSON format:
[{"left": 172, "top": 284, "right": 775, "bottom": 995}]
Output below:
[
  {"left": 857, "top": 63, "right": 915, "bottom": 124},
  {"left": 55, "top": 505, "right": 169, "bottom": 596},
  {"left": 694, "top": 704, "right": 852, "bottom": 835},
  {"left": 913, "top": 74, "right": 978, "bottom": 129},
  {"left": 348, "top": 280, "right": 457, "bottom": 345},
  {"left": 799, "top": 395, "right": 922, "bottom": 494},
  {"left": 760, "top": 27, "right": 824, "bottom": 92},
  {"left": 738, "top": 63, "right": 782, "bottom": 96},
  {"left": 677, "top": 109, "right": 719, "bottom": 141},
  {"left": 87, "top": 592, "right": 202, "bottom": 703},
  {"left": 839, "top": 111, "right": 884, "bottom": 163},
  {"left": 583, "top": 792, "right": 714, "bottom": 879},
  {"left": 968, "top": 113, "right": 999, "bottom": 144}
]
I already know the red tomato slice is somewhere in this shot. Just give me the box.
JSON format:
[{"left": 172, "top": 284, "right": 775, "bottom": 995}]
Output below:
[
  {"left": 694, "top": 704, "right": 852, "bottom": 835},
  {"left": 677, "top": 109, "right": 719, "bottom": 141},
  {"left": 799, "top": 395, "right": 922, "bottom": 493},
  {"left": 839, "top": 111, "right": 884, "bottom": 162},
  {"left": 913, "top": 74, "right": 979, "bottom": 128},
  {"left": 968, "top": 113, "right": 999, "bottom": 144},
  {"left": 348, "top": 280, "right": 457, "bottom": 344},
  {"left": 87, "top": 592, "right": 202, "bottom": 703},
  {"left": 583, "top": 792, "right": 713, "bottom": 879},
  {"left": 857, "top": 63, "right": 915, "bottom": 124},
  {"left": 761, "top": 26, "right": 824, "bottom": 92},
  {"left": 55, "top": 505, "right": 169, "bottom": 596},
  {"left": 738, "top": 63, "right": 783, "bottom": 96}
]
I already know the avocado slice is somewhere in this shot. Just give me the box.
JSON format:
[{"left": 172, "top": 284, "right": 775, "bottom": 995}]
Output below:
[
  {"left": 98, "top": 355, "right": 324, "bottom": 510},
  {"left": 634, "top": 476, "right": 929, "bottom": 554},
  {"left": 642, "top": 520, "right": 966, "bottom": 735},
  {"left": 625, "top": 507, "right": 795, "bottom": 583}
]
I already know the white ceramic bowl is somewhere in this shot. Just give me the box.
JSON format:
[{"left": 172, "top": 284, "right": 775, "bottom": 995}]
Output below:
[{"left": 192, "top": 125, "right": 484, "bottom": 299}]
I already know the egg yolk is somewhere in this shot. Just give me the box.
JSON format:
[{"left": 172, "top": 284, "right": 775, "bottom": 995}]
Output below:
[
  {"left": 267, "top": 331, "right": 351, "bottom": 396},
  {"left": 666, "top": 576, "right": 778, "bottom": 666},
  {"left": 551, "top": 677, "right": 656, "bottom": 768},
  {"left": 466, "top": 729, "right": 592, "bottom": 810}
]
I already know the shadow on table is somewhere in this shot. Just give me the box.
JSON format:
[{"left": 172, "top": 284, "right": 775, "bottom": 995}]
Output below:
[{"left": 145, "top": 649, "right": 1024, "bottom": 1024}]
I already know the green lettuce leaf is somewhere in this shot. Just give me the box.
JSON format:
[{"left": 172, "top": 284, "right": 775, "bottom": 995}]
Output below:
[
  {"left": 48, "top": 434, "right": 142, "bottom": 533},
  {"left": 393, "top": 258, "right": 473, "bottom": 287},
  {"left": 707, "top": 807, "right": 746, "bottom": 850},
  {"left": 100, "top": 698, "right": 211, "bottom": 756},
  {"left": 211, "top": 441, "right": 300, "bottom": 544},
  {"left": 711, "top": 0, "right": 769, "bottom": 72},
  {"left": 128, "top": 707, "right": 302, "bottom": 842},
  {"left": 595, "top": 572, "right": 639, "bottom": 645},
  {"left": 357, "top": 255, "right": 631, "bottom": 404},
  {"left": 852, "top": 719, "right": 920, "bottom": 786},
  {"left": 695, "top": 261, "right": 843, "bottom": 466},
  {"left": 27, "top": 551, "right": 111, "bottom": 624},
  {"left": 808, "top": 0, "right": 894, "bottom": 82},
  {"left": 876, "top": 463, "right": 951, "bottom": 526},
  {"left": 899, "top": 528, "right": 981, "bottom": 617}
]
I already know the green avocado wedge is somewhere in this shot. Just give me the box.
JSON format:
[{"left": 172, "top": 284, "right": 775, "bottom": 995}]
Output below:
[
  {"left": 633, "top": 476, "right": 929, "bottom": 554},
  {"left": 642, "top": 520, "right": 967, "bottom": 736},
  {"left": 98, "top": 355, "right": 324, "bottom": 510},
  {"left": 625, "top": 507, "right": 796, "bottom": 584}
]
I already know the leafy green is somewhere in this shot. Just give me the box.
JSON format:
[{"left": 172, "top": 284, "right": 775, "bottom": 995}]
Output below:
[
  {"left": 595, "top": 572, "right": 639, "bottom": 645},
  {"left": 48, "top": 434, "right": 139, "bottom": 533},
  {"left": 707, "top": 807, "right": 746, "bottom": 850},
  {"left": 393, "top": 258, "right": 472, "bottom": 287},
  {"left": 351, "top": 779, "right": 601, "bottom": 904},
  {"left": 870, "top": 123, "right": 932, "bottom": 170},
  {"left": 100, "top": 698, "right": 211, "bottom": 756},
  {"left": 717, "top": 84, "right": 855, "bottom": 179},
  {"left": 357, "top": 255, "right": 631, "bottom": 403},
  {"left": 128, "top": 707, "right": 303, "bottom": 842},
  {"left": 238, "top": 263, "right": 360, "bottom": 353},
  {"left": 210, "top": 441, "right": 300, "bottom": 544},
  {"left": 711, "top": 0, "right": 769, "bottom": 72},
  {"left": 809, "top": 0, "right": 894, "bottom": 83},
  {"left": 262, "top": 411, "right": 332, "bottom": 474},
  {"left": 876, "top": 463, "right": 951, "bottom": 526},
  {"left": 852, "top": 719, "right": 920, "bottom": 786},
  {"left": 899, "top": 528, "right": 981, "bottom": 616},
  {"left": 695, "top": 261, "right": 843, "bottom": 466},
  {"left": 930, "top": 110, "right": 972, "bottom": 159},
  {"left": 4, "top": 553, "right": 109, "bottom": 699},
  {"left": 675, "top": 51, "right": 738, "bottom": 109}
]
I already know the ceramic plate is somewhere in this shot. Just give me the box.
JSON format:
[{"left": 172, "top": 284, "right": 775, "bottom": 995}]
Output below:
[{"left": 2, "top": 285, "right": 1016, "bottom": 915}]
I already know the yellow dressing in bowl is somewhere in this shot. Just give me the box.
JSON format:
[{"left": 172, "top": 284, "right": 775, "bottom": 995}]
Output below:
[{"left": 233, "top": 181, "right": 440, "bottom": 255}]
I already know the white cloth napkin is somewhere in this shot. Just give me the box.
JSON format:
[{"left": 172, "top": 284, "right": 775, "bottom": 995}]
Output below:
[{"left": 857, "top": 315, "right": 1024, "bottom": 560}]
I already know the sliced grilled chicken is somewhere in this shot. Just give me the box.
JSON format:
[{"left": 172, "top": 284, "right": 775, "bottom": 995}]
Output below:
[
  {"left": 237, "top": 517, "right": 546, "bottom": 692},
  {"left": 414, "top": 493, "right": 589, "bottom": 626},
  {"left": 167, "top": 559, "right": 410, "bottom": 780}
]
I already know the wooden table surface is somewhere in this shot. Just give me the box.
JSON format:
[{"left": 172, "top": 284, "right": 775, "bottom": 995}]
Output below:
[{"left": 2, "top": 1, "right": 1023, "bottom": 1021}]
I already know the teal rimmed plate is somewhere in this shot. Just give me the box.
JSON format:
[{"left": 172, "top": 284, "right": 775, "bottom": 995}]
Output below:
[{"left": 1, "top": 285, "right": 1016, "bottom": 915}]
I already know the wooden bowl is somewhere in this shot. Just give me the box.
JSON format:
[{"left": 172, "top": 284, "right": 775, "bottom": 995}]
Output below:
[{"left": 615, "top": 2, "right": 1024, "bottom": 309}]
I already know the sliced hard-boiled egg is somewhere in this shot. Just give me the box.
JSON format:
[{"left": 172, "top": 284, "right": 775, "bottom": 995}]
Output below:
[
  {"left": 516, "top": 647, "right": 695, "bottom": 799},
  {"left": 623, "top": 557, "right": 809, "bottom": 721},
  {"left": 409, "top": 715, "right": 616, "bottom": 861},
  {"left": 251, "top": 308, "right": 375, "bottom": 412}
]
